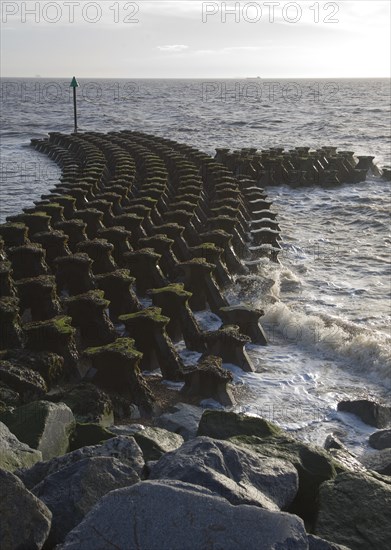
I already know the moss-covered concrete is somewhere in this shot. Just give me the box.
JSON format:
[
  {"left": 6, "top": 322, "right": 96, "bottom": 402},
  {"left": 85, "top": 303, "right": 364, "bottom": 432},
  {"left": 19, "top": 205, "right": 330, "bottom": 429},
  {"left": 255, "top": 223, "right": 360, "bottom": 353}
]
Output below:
[{"left": 84, "top": 338, "right": 155, "bottom": 414}]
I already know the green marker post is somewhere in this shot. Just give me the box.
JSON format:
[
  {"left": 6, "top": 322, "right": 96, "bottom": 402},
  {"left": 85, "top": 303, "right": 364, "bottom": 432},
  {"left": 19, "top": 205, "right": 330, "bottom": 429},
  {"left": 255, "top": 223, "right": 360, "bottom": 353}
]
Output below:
[{"left": 70, "top": 76, "right": 79, "bottom": 133}]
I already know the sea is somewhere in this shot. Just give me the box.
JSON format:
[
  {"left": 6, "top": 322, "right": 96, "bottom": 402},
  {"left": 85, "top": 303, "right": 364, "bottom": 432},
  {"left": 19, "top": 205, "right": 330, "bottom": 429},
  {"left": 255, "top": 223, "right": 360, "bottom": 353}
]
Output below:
[{"left": 1, "top": 78, "right": 390, "bottom": 459}]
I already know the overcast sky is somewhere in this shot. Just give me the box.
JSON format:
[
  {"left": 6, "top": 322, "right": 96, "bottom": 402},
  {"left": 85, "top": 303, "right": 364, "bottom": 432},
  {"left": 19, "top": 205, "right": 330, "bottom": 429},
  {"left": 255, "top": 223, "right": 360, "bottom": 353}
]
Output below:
[{"left": 1, "top": 1, "right": 390, "bottom": 78}]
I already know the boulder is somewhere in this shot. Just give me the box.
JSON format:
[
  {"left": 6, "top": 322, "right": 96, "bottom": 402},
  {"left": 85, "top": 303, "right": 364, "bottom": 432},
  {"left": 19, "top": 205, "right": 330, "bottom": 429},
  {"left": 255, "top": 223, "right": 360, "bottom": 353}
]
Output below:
[
  {"left": 0, "top": 468, "right": 51, "bottom": 550},
  {"left": 0, "top": 421, "right": 42, "bottom": 472},
  {"left": 0, "top": 400, "right": 75, "bottom": 460},
  {"left": 69, "top": 422, "right": 115, "bottom": 451},
  {"left": 369, "top": 429, "right": 391, "bottom": 450},
  {"left": 149, "top": 436, "right": 298, "bottom": 510},
  {"left": 229, "top": 434, "right": 337, "bottom": 525},
  {"left": 197, "top": 409, "right": 281, "bottom": 440},
  {"left": 337, "top": 399, "right": 391, "bottom": 428},
  {"left": 324, "top": 434, "right": 367, "bottom": 474},
  {"left": 17, "top": 435, "right": 144, "bottom": 489},
  {"left": 58, "top": 480, "right": 308, "bottom": 550},
  {"left": 156, "top": 402, "right": 203, "bottom": 440},
  {"left": 314, "top": 472, "right": 391, "bottom": 550},
  {"left": 133, "top": 426, "right": 184, "bottom": 461},
  {"left": 33, "top": 456, "right": 140, "bottom": 546},
  {"left": 361, "top": 448, "right": 391, "bottom": 476},
  {"left": 308, "top": 534, "right": 351, "bottom": 550}
]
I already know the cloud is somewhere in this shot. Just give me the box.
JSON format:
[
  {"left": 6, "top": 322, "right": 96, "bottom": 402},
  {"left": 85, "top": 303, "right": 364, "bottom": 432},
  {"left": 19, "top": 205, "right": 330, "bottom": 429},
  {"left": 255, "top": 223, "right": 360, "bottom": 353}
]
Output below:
[{"left": 157, "top": 44, "right": 189, "bottom": 52}]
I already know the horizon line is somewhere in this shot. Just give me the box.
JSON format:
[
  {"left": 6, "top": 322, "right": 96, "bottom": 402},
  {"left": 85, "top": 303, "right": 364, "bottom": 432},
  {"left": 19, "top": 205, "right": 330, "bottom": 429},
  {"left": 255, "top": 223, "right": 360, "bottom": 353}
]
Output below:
[{"left": 1, "top": 76, "right": 390, "bottom": 80}]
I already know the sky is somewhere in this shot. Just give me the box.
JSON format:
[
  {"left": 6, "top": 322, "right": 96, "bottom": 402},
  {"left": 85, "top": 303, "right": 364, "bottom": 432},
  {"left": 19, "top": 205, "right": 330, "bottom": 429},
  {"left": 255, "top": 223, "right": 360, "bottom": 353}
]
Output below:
[{"left": 1, "top": 1, "right": 390, "bottom": 78}]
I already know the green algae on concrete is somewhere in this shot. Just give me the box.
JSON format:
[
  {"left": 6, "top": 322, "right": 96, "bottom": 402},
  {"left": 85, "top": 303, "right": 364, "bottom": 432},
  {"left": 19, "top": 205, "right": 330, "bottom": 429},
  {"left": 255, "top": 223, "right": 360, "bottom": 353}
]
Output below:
[
  {"left": 2, "top": 350, "right": 64, "bottom": 387},
  {"left": 119, "top": 308, "right": 184, "bottom": 381},
  {"left": 84, "top": 338, "right": 155, "bottom": 414},
  {"left": 49, "top": 383, "right": 114, "bottom": 426},
  {"left": 0, "top": 260, "right": 16, "bottom": 298},
  {"left": 0, "top": 223, "right": 29, "bottom": 248},
  {"left": 24, "top": 316, "right": 79, "bottom": 370},
  {"left": 149, "top": 284, "right": 205, "bottom": 352},
  {"left": 0, "top": 361, "right": 47, "bottom": 403},
  {"left": 8, "top": 243, "right": 49, "bottom": 280},
  {"left": 64, "top": 290, "right": 116, "bottom": 346},
  {"left": 7, "top": 212, "right": 51, "bottom": 237},
  {"left": 95, "top": 269, "right": 142, "bottom": 320},
  {"left": 16, "top": 275, "right": 61, "bottom": 321},
  {"left": 0, "top": 296, "right": 24, "bottom": 350},
  {"left": 55, "top": 253, "right": 95, "bottom": 295}
]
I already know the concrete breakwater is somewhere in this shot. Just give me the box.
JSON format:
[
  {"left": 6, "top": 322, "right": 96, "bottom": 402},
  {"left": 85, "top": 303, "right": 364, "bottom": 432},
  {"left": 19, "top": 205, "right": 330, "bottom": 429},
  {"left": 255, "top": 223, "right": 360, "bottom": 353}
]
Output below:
[
  {"left": 215, "top": 145, "right": 391, "bottom": 186},
  {"left": 0, "top": 131, "right": 390, "bottom": 550}
]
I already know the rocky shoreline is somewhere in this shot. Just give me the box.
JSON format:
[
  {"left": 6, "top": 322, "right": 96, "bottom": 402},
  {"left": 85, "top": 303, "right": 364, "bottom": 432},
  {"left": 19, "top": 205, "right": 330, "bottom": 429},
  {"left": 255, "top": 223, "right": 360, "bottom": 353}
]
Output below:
[{"left": 0, "top": 131, "right": 390, "bottom": 549}]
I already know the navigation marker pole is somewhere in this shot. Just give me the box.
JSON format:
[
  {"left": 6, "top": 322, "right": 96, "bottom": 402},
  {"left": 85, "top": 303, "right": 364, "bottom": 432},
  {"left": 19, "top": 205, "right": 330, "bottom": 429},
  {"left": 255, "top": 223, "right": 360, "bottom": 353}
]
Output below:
[{"left": 70, "top": 76, "right": 79, "bottom": 133}]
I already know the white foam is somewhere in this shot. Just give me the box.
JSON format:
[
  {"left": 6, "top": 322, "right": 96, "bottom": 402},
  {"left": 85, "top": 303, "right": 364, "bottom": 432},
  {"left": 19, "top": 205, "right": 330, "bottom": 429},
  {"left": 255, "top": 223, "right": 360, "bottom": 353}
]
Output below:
[{"left": 261, "top": 301, "right": 391, "bottom": 389}]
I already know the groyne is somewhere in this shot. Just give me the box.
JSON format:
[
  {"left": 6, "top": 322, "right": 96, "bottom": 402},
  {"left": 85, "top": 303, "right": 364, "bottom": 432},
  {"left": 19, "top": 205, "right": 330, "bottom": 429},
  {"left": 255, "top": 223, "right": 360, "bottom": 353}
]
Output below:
[{"left": 0, "top": 131, "right": 390, "bottom": 550}]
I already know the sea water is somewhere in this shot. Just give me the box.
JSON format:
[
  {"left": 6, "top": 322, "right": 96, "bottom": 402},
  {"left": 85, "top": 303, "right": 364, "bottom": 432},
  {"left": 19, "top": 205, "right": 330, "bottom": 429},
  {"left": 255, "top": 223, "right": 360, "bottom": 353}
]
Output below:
[{"left": 1, "top": 78, "right": 390, "bottom": 458}]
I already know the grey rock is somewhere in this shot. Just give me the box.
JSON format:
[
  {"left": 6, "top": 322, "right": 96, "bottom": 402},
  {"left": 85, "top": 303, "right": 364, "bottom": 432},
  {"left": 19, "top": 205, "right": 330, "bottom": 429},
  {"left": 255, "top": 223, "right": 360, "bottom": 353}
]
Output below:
[
  {"left": 108, "top": 423, "right": 145, "bottom": 436},
  {"left": 0, "top": 400, "right": 75, "bottom": 460},
  {"left": 197, "top": 409, "right": 282, "bottom": 439},
  {"left": 156, "top": 402, "right": 203, "bottom": 439},
  {"left": 33, "top": 456, "right": 140, "bottom": 546},
  {"left": 133, "top": 426, "right": 184, "bottom": 461},
  {"left": 337, "top": 399, "right": 391, "bottom": 428},
  {"left": 324, "top": 434, "right": 344, "bottom": 450},
  {"left": 361, "top": 448, "right": 391, "bottom": 476},
  {"left": 324, "top": 438, "right": 367, "bottom": 474},
  {"left": 308, "top": 534, "right": 351, "bottom": 550},
  {"left": 369, "top": 429, "right": 391, "bottom": 450},
  {"left": 17, "top": 435, "right": 144, "bottom": 489},
  {"left": 0, "top": 420, "right": 42, "bottom": 472},
  {"left": 229, "top": 434, "right": 337, "bottom": 525},
  {"left": 58, "top": 480, "right": 308, "bottom": 550},
  {"left": 0, "top": 468, "right": 52, "bottom": 550},
  {"left": 149, "top": 436, "right": 298, "bottom": 510},
  {"left": 315, "top": 472, "right": 391, "bottom": 550}
]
